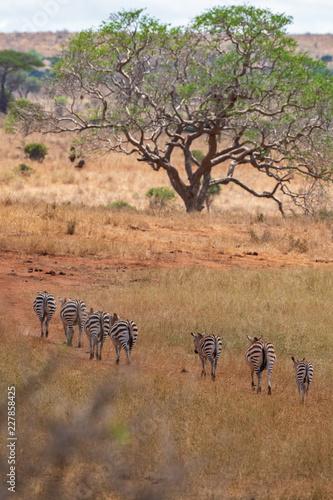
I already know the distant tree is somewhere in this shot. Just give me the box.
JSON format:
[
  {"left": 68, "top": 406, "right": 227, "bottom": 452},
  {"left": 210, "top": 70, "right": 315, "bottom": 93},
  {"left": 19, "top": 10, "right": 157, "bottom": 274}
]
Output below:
[
  {"left": 6, "top": 7, "right": 333, "bottom": 214},
  {"left": 321, "top": 55, "right": 333, "bottom": 63},
  {"left": 0, "top": 50, "right": 44, "bottom": 113}
]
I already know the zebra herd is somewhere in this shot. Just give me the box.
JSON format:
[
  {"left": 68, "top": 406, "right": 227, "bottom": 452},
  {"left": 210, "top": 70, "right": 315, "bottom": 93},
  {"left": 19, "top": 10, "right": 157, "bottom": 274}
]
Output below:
[
  {"left": 190, "top": 332, "right": 313, "bottom": 403},
  {"left": 33, "top": 291, "right": 313, "bottom": 402},
  {"left": 33, "top": 291, "right": 138, "bottom": 365}
]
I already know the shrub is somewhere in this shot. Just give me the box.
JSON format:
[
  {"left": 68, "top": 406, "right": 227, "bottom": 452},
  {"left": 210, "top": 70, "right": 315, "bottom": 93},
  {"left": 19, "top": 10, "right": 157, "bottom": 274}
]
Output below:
[
  {"left": 107, "top": 201, "right": 137, "bottom": 211},
  {"left": 66, "top": 219, "right": 76, "bottom": 235},
  {"left": 146, "top": 187, "right": 175, "bottom": 211},
  {"left": 191, "top": 149, "right": 205, "bottom": 163},
  {"left": 13, "top": 163, "right": 34, "bottom": 176},
  {"left": 146, "top": 187, "right": 175, "bottom": 201},
  {"left": 321, "top": 54, "right": 333, "bottom": 63},
  {"left": 24, "top": 142, "right": 48, "bottom": 162}
]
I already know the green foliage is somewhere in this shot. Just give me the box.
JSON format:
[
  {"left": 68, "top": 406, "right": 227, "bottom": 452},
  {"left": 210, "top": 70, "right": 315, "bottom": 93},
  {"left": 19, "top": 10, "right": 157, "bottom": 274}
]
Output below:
[
  {"left": 191, "top": 149, "right": 205, "bottom": 163},
  {"left": 24, "top": 142, "right": 48, "bottom": 162},
  {"left": 146, "top": 187, "right": 175, "bottom": 200},
  {"left": 321, "top": 55, "right": 333, "bottom": 63},
  {"left": 106, "top": 201, "right": 137, "bottom": 211},
  {"left": 5, "top": 98, "right": 44, "bottom": 134},
  {"left": 0, "top": 50, "right": 44, "bottom": 113},
  {"left": 17, "top": 163, "right": 34, "bottom": 176},
  {"left": 10, "top": 7, "right": 333, "bottom": 213}
]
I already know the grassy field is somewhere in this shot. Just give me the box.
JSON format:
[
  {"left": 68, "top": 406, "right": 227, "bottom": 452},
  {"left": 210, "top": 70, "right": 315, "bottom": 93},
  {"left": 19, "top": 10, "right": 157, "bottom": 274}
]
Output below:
[
  {"left": 1, "top": 121, "right": 333, "bottom": 499},
  {"left": 1, "top": 264, "right": 333, "bottom": 499}
]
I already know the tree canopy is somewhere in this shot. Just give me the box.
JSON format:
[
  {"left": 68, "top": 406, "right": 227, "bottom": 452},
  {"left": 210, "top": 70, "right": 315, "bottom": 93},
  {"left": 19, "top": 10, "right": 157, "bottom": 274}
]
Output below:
[
  {"left": 7, "top": 6, "right": 333, "bottom": 213},
  {"left": 0, "top": 50, "right": 44, "bottom": 113}
]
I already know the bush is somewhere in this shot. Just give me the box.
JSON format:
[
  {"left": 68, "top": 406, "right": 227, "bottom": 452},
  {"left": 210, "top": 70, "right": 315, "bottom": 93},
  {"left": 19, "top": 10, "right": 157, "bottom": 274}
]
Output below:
[
  {"left": 24, "top": 142, "right": 48, "bottom": 162},
  {"left": 146, "top": 187, "right": 176, "bottom": 211},
  {"left": 107, "top": 201, "right": 137, "bottom": 211},
  {"left": 17, "top": 163, "right": 34, "bottom": 176},
  {"left": 146, "top": 187, "right": 175, "bottom": 200},
  {"left": 191, "top": 149, "right": 205, "bottom": 163}
]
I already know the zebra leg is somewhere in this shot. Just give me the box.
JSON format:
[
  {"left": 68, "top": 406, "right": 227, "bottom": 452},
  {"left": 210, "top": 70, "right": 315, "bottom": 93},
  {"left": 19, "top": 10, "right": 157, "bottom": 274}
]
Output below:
[
  {"left": 67, "top": 326, "right": 74, "bottom": 346},
  {"left": 208, "top": 355, "right": 215, "bottom": 379},
  {"left": 114, "top": 345, "right": 120, "bottom": 364},
  {"left": 99, "top": 341, "right": 104, "bottom": 361},
  {"left": 78, "top": 325, "right": 82, "bottom": 348},
  {"left": 267, "top": 370, "right": 272, "bottom": 395},
  {"left": 250, "top": 367, "right": 255, "bottom": 390},
  {"left": 256, "top": 370, "right": 262, "bottom": 393},
  {"left": 45, "top": 317, "right": 49, "bottom": 338},
  {"left": 88, "top": 337, "right": 94, "bottom": 360},
  {"left": 40, "top": 319, "right": 44, "bottom": 337},
  {"left": 200, "top": 356, "right": 206, "bottom": 376}
]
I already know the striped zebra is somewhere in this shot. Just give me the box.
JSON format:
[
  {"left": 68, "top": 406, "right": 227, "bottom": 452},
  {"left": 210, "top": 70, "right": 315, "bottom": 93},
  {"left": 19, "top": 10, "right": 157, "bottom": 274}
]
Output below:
[
  {"left": 59, "top": 297, "right": 88, "bottom": 347},
  {"left": 33, "top": 291, "right": 57, "bottom": 338},
  {"left": 245, "top": 335, "right": 276, "bottom": 395},
  {"left": 291, "top": 356, "right": 313, "bottom": 403},
  {"left": 109, "top": 319, "right": 138, "bottom": 364},
  {"left": 191, "top": 332, "right": 222, "bottom": 379},
  {"left": 84, "top": 310, "right": 120, "bottom": 361}
]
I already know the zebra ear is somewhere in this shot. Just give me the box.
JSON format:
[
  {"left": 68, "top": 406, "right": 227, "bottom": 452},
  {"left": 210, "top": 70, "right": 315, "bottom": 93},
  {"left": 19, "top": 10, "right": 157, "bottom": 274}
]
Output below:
[
  {"left": 191, "top": 332, "right": 195, "bottom": 337},
  {"left": 291, "top": 356, "right": 296, "bottom": 363},
  {"left": 246, "top": 335, "right": 252, "bottom": 341},
  {"left": 90, "top": 307, "right": 93, "bottom": 314},
  {"left": 300, "top": 357, "right": 305, "bottom": 362},
  {"left": 258, "top": 335, "right": 263, "bottom": 341}
]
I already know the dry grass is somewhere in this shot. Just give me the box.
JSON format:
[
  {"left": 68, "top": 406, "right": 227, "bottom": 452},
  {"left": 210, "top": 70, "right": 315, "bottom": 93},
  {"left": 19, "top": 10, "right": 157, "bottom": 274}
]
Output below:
[
  {"left": 1, "top": 119, "right": 333, "bottom": 499},
  {"left": 1, "top": 267, "right": 333, "bottom": 499}
]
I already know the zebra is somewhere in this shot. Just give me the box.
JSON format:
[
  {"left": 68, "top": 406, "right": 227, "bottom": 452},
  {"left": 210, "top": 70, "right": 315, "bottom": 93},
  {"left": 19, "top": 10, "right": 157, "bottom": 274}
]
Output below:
[
  {"left": 291, "top": 356, "right": 313, "bottom": 403},
  {"left": 191, "top": 332, "right": 222, "bottom": 379},
  {"left": 245, "top": 335, "right": 276, "bottom": 395},
  {"left": 33, "top": 291, "right": 57, "bottom": 338},
  {"left": 109, "top": 319, "right": 138, "bottom": 364},
  {"left": 84, "top": 309, "right": 120, "bottom": 361},
  {"left": 59, "top": 297, "right": 88, "bottom": 347}
]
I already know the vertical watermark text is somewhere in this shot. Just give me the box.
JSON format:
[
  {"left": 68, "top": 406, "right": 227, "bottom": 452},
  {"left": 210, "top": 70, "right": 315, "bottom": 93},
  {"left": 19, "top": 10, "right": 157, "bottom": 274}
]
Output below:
[{"left": 7, "top": 386, "right": 16, "bottom": 493}]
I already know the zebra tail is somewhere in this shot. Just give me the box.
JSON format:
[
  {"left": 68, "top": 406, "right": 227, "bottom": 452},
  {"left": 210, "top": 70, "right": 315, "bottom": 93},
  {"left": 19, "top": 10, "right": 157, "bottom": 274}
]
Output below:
[
  {"left": 259, "top": 345, "right": 267, "bottom": 373},
  {"left": 214, "top": 336, "right": 219, "bottom": 357},
  {"left": 128, "top": 322, "right": 134, "bottom": 351},
  {"left": 98, "top": 315, "right": 104, "bottom": 341}
]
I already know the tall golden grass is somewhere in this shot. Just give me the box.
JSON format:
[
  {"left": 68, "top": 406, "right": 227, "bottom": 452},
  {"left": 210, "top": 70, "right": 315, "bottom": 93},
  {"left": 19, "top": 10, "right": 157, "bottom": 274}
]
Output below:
[
  {"left": 1, "top": 122, "right": 333, "bottom": 499},
  {"left": 1, "top": 266, "right": 333, "bottom": 499}
]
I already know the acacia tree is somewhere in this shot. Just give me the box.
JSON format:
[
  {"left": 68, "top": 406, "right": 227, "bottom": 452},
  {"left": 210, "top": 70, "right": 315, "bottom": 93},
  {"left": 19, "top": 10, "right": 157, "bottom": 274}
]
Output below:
[
  {"left": 0, "top": 50, "right": 44, "bottom": 113},
  {"left": 7, "top": 7, "right": 333, "bottom": 213}
]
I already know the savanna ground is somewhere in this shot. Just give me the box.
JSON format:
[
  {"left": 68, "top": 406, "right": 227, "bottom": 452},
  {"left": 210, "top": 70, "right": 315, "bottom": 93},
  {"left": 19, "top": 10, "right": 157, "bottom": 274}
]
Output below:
[{"left": 1, "top": 123, "right": 333, "bottom": 500}]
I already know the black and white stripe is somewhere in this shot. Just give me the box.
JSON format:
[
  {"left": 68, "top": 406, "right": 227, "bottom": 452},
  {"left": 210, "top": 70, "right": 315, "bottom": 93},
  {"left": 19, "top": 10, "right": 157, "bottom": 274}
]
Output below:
[
  {"left": 84, "top": 310, "right": 120, "bottom": 360},
  {"left": 109, "top": 319, "right": 138, "bottom": 364},
  {"left": 33, "top": 291, "right": 57, "bottom": 337},
  {"left": 291, "top": 356, "right": 313, "bottom": 403},
  {"left": 245, "top": 335, "right": 276, "bottom": 394},
  {"left": 191, "top": 332, "right": 222, "bottom": 379},
  {"left": 59, "top": 297, "right": 88, "bottom": 347}
]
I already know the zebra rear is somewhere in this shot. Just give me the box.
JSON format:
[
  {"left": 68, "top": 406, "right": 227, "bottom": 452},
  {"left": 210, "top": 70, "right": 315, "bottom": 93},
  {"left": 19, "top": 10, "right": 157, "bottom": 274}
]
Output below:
[
  {"left": 59, "top": 297, "right": 88, "bottom": 347},
  {"left": 191, "top": 332, "right": 222, "bottom": 379},
  {"left": 292, "top": 356, "right": 313, "bottom": 403},
  {"left": 84, "top": 310, "right": 119, "bottom": 361},
  {"left": 33, "top": 291, "right": 57, "bottom": 338},
  {"left": 245, "top": 335, "right": 276, "bottom": 395},
  {"left": 109, "top": 319, "right": 138, "bottom": 364}
]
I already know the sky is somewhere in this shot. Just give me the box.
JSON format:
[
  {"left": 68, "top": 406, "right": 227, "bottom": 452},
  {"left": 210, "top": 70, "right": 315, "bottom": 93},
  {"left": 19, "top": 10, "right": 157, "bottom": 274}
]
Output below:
[{"left": 1, "top": 0, "right": 332, "bottom": 34}]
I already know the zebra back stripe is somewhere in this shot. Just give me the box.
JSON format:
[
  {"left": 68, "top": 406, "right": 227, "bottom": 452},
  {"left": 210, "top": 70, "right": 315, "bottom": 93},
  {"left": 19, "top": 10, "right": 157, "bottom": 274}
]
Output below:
[
  {"left": 191, "top": 333, "right": 222, "bottom": 379},
  {"left": 245, "top": 336, "right": 276, "bottom": 394},
  {"left": 109, "top": 319, "right": 138, "bottom": 364},
  {"left": 292, "top": 357, "right": 313, "bottom": 402},
  {"left": 33, "top": 291, "right": 57, "bottom": 337}
]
